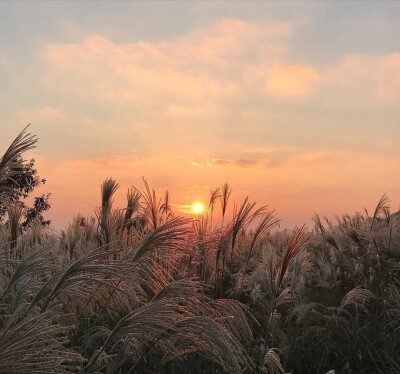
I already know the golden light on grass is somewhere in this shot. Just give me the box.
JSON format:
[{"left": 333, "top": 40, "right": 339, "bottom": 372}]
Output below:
[{"left": 192, "top": 202, "right": 204, "bottom": 214}]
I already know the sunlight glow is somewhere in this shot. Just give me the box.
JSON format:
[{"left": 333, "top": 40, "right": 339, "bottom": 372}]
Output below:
[{"left": 192, "top": 202, "right": 204, "bottom": 214}]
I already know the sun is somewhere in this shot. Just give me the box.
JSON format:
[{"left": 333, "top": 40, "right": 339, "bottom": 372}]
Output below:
[{"left": 192, "top": 202, "right": 204, "bottom": 214}]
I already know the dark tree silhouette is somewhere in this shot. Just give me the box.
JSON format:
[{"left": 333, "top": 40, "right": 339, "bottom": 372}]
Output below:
[{"left": 0, "top": 157, "right": 50, "bottom": 229}]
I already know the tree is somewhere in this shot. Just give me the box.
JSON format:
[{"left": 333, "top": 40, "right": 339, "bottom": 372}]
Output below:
[{"left": 0, "top": 127, "right": 51, "bottom": 229}]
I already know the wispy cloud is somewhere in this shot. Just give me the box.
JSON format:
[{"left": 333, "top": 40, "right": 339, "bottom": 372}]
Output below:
[{"left": 206, "top": 158, "right": 259, "bottom": 167}]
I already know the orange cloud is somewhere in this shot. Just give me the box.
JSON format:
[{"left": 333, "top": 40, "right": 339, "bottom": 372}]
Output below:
[
  {"left": 266, "top": 65, "right": 320, "bottom": 97},
  {"left": 206, "top": 159, "right": 258, "bottom": 167},
  {"left": 39, "top": 19, "right": 297, "bottom": 108},
  {"left": 30, "top": 146, "right": 400, "bottom": 230}
]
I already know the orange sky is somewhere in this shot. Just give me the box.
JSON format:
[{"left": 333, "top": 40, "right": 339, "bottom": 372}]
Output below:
[{"left": 1, "top": 2, "right": 400, "bottom": 229}]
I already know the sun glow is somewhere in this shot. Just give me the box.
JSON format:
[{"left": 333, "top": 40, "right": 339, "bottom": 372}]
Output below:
[{"left": 192, "top": 202, "right": 204, "bottom": 214}]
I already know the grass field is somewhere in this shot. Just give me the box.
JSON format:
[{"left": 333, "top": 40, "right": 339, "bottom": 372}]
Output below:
[{"left": 1, "top": 129, "right": 399, "bottom": 374}]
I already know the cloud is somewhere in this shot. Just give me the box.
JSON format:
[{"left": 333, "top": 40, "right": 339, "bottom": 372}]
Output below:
[
  {"left": 13, "top": 106, "right": 65, "bottom": 125},
  {"left": 322, "top": 53, "right": 400, "bottom": 103},
  {"left": 33, "top": 16, "right": 320, "bottom": 159},
  {"left": 207, "top": 158, "right": 231, "bottom": 166},
  {"left": 32, "top": 146, "right": 400, "bottom": 230},
  {"left": 265, "top": 65, "right": 320, "bottom": 97},
  {"left": 236, "top": 159, "right": 259, "bottom": 167},
  {"left": 40, "top": 29, "right": 400, "bottom": 110},
  {"left": 39, "top": 19, "right": 303, "bottom": 109},
  {"left": 35, "top": 18, "right": 400, "bottom": 161},
  {"left": 206, "top": 158, "right": 258, "bottom": 167}
]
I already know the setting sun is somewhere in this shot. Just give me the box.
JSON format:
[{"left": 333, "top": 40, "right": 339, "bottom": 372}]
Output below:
[{"left": 192, "top": 202, "right": 204, "bottom": 214}]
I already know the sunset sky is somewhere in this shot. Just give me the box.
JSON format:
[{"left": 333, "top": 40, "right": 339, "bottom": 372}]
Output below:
[{"left": 1, "top": 1, "right": 400, "bottom": 229}]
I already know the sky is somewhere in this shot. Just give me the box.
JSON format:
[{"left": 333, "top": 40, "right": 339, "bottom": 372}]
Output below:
[{"left": 1, "top": 1, "right": 400, "bottom": 229}]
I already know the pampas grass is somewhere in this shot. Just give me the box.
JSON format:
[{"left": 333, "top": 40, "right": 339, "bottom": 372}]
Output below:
[{"left": 2, "top": 128, "right": 400, "bottom": 373}]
